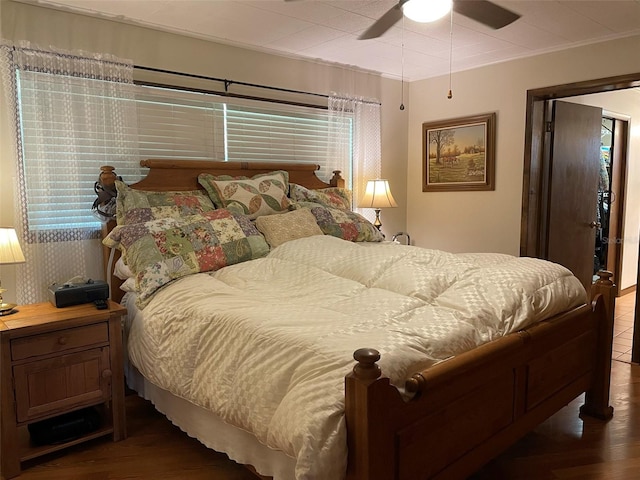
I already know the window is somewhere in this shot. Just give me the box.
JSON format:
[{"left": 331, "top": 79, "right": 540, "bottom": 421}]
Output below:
[
  {"left": 17, "top": 70, "right": 141, "bottom": 232},
  {"left": 134, "top": 87, "right": 223, "bottom": 161},
  {"left": 17, "top": 78, "right": 353, "bottom": 233},
  {"left": 224, "top": 101, "right": 351, "bottom": 182},
  {"left": 136, "top": 86, "right": 351, "bottom": 182}
]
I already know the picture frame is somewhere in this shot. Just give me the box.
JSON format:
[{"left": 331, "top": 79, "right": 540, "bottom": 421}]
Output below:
[{"left": 422, "top": 112, "right": 496, "bottom": 192}]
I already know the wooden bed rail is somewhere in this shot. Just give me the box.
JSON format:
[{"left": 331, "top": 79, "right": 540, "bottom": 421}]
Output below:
[{"left": 346, "top": 270, "right": 617, "bottom": 480}]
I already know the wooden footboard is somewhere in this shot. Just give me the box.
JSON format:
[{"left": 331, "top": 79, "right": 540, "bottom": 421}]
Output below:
[{"left": 345, "top": 272, "right": 616, "bottom": 480}]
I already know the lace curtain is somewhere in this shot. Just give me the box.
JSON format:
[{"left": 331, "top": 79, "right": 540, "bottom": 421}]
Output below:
[
  {"left": 0, "top": 43, "right": 137, "bottom": 303},
  {"left": 328, "top": 94, "right": 382, "bottom": 220}
]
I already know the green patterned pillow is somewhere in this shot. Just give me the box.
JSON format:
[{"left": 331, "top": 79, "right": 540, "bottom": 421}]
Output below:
[
  {"left": 198, "top": 171, "right": 291, "bottom": 220},
  {"left": 103, "top": 209, "right": 269, "bottom": 307},
  {"left": 291, "top": 202, "right": 384, "bottom": 243},
  {"left": 115, "top": 180, "right": 215, "bottom": 225},
  {"left": 289, "top": 183, "right": 352, "bottom": 210}
]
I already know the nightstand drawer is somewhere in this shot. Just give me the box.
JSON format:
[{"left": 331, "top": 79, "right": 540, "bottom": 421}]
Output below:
[{"left": 10, "top": 323, "right": 109, "bottom": 361}]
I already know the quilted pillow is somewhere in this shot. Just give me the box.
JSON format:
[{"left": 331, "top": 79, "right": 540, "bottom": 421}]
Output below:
[
  {"left": 198, "top": 171, "right": 291, "bottom": 220},
  {"left": 255, "top": 208, "right": 324, "bottom": 248},
  {"left": 115, "top": 180, "right": 215, "bottom": 225},
  {"left": 289, "top": 183, "right": 352, "bottom": 210},
  {"left": 103, "top": 210, "right": 269, "bottom": 307},
  {"left": 291, "top": 202, "right": 384, "bottom": 243}
]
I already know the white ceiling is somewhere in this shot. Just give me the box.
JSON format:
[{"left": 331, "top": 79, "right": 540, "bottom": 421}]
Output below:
[{"left": 24, "top": 0, "right": 640, "bottom": 81}]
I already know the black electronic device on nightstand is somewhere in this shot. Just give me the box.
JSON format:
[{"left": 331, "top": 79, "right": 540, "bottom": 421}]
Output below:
[{"left": 48, "top": 279, "right": 109, "bottom": 308}]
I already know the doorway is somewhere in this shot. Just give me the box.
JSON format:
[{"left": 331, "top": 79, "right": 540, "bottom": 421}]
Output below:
[
  {"left": 520, "top": 72, "right": 640, "bottom": 363},
  {"left": 594, "top": 115, "right": 628, "bottom": 287}
]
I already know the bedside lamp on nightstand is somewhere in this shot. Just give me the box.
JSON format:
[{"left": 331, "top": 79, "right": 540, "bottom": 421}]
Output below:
[
  {"left": 0, "top": 227, "right": 26, "bottom": 315},
  {"left": 358, "top": 179, "right": 398, "bottom": 231}
]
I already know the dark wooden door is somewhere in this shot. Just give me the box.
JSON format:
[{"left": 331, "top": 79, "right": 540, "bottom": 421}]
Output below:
[{"left": 546, "top": 100, "right": 602, "bottom": 290}]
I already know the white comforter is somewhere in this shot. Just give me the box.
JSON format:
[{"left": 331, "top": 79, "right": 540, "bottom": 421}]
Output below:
[{"left": 126, "top": 235, "right": 586, "bottom": 480}]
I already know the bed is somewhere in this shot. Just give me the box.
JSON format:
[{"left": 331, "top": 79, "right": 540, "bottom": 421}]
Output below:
[{"left": 101, "top": 159, "right": 616, "bottom": 480}]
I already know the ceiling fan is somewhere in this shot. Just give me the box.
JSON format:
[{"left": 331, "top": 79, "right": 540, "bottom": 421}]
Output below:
[{"left": 358, "top": 0, "right": 521, "bottom": 40}]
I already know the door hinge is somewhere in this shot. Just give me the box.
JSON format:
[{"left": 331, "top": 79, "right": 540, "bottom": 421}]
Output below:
[{"left": 545, "top": 121, "right": 553, "bottom": 132}]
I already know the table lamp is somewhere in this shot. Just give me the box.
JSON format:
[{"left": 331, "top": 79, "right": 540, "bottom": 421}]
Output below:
[
  {"left": 0, "top": 227, "right": 26, "bottom": 315},
  {"left": 358, "top": 179, "right": 398, "bottom": 231}
]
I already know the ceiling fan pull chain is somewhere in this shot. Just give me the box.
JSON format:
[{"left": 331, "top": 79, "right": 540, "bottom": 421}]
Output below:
[
  {"left": 448, "top": 8, "right": 453, "bottom": 99},
  {"left": 400, "top": 15, "right": 405, "bottom": 111}
]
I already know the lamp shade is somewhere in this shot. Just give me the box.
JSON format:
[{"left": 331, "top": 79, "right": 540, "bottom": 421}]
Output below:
[
  {"left": 402, "top": 0, "right": 452, "bottom": 23},
  {"left": 0, "top": 228, "right": 26, "bottom": 265},
  {"left": 359, "top": 180, "right": 398, "bottom": 209}
]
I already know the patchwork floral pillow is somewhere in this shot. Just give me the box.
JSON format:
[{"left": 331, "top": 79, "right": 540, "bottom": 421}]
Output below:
[
  {"left": 289, "top": 183, "right": 352, "bottom": 210},
  {"left": 198, "top": 171, "right": 291, "bottom": 220},
  {"left": 291, "top": 202, "right": 384, "bottom": 243},
  {"left": 115, "top": 180, "right": 215, "bottom": 225},
  {"left": 103, "top": 209, "right": 269, "bottom": 307},
  {"left": 255, "top": 208, "right": 324, "bottom": 248}
]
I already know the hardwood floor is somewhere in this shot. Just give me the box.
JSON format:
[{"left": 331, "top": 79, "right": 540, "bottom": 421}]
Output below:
[
  {"left": 18, "top": 394, "right": 256, "bottom": 480},
  {"left": 15, "top": 298, "right": 640, "bottom": 480},
  {"left": 471, "top": 359, "right": 640, "bottom": 479},
  {"left": 14, "top": 358, "right": 639, "bottom": 480}
]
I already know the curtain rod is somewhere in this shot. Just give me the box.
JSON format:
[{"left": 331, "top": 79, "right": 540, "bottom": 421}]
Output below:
[
  {"left": 6, "top": 45, "right": 131, "bottom": 68},
  {"left": 136, "top": 80, "right": 328, "bottom": 111},
  {"left": 5, "top": 45, "right": 381, "bottom": 106},
  {"left": 134, "top": 65, "right": 382, "bottom": 106}
]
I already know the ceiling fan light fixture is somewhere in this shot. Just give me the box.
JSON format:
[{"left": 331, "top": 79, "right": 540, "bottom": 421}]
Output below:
[{"left": 402, "top": 0, "right": 452, "bottom": 23}]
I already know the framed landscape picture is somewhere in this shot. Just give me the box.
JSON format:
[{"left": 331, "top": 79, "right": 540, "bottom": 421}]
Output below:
[{"left": 422, "top": 112, "right": 496, "bottom": 192}]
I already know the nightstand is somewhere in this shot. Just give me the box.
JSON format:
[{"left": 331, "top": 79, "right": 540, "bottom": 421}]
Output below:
[{"left": 0, "top": 301, "right": 127, "bottom": 478}]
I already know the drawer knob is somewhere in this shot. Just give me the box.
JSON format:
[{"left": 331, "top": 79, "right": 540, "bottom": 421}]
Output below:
[
  {"left": 102, "top": 369, "right": 112, "bottom": 379},
  {"left": 58, "top": 336, "right": 68, "bottom": 345}
]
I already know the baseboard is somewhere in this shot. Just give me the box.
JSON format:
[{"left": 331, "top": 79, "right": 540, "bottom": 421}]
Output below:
[{"left": 618, "top": 285, "right": 636, "bottom": 297}]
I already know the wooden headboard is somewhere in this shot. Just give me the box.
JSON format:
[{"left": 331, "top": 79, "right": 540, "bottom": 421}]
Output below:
[
  {"left": 130, "top": 159, "right": 344, "bottom": 191},
  {"left": 101, "top": 159, "right": 345, "bottom": 303}
]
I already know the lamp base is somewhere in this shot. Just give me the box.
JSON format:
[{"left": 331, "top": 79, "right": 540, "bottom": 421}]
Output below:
[
  {"left": 373, "top": 208, "right": 382, "bottom": 231},
  {"left": 0, "top": 302, "right": 18, "bottom": 316}
]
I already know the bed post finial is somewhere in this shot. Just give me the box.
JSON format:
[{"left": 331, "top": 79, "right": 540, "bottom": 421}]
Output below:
[
  {"left": 330, "top": 170, "right": 346, "bottom": 189},
  {"left": 98, "top": 165, "right": 117, "bottom": 189},
  {"left": 592, "top": 270, "right": 615, "bottom": 313},
  {"left": 352, "top": 348, "right": 381, "bottom": 380},
  {"left": 405, "top": 373, "right": 426, "bottom": 395}
]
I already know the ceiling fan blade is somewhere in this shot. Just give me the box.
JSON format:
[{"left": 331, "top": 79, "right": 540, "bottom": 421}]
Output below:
[
  {"left": 453, "top": 0, "right": 520, "bottom": 29},
  {"left": 358, "top": 4, "right": 404, "bottom": 40}
]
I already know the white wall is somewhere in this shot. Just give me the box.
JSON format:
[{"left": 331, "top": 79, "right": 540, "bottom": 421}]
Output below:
[
  {"left": 0, "top": 1, "right": 408, "bottom": 301},
  {"left": 567, "top": 90, "right": 640, "bottom": 291},
  {"left": 407, "top": 34, "right": 640, "bottom": 259}
]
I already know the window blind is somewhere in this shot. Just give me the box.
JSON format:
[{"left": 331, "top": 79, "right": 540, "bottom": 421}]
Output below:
[
  {"left": 17, "top": 79, "right": 353, "bottom": 233},
  {"left": 134, "top": 87, "right": 224, "bottom": 161},
  {"left": 17, "top": 71, "right": 141, "bottom": 231},
  {"left": 138, "top": 87, "right": 353, "bottom": 183},
  {"left": 225, "top": 102, "right": 352, "bottom": 182}
]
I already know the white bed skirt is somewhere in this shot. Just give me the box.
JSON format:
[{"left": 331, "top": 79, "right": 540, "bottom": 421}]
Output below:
[
  {"left": 122, "top": 293, "right": 297, "bottom": 480},
  {"left": 126, "top": 361, "right": 297, "bottom": 479}
]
